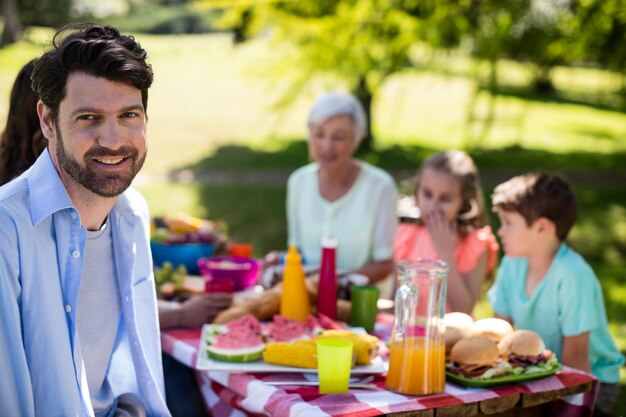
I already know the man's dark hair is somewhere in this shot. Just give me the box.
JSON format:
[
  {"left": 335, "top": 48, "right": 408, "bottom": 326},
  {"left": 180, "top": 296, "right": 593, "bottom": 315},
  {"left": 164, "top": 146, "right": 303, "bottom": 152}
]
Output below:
[
  {"left": 492, "top": 172, "right": 578, "bottom": 241},
  {"left": 31, "top": 23, "right": 153, "bottom": 122}
]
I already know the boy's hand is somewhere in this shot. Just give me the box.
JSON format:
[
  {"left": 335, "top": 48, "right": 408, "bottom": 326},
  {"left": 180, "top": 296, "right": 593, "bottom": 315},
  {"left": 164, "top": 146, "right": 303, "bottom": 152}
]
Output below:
[{"left": 424, "top": 210, "right": 458, "bottom": 261}]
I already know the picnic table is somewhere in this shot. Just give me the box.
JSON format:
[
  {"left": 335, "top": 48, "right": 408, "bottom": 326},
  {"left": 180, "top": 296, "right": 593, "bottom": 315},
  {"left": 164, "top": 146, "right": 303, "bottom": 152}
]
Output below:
[{"left": 161, "top": 315, "right": 598, "bottom": 417}]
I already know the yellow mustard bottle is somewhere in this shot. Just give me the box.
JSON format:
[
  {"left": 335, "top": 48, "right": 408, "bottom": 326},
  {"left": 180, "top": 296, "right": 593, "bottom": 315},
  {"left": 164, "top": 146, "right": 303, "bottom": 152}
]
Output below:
[{"left": 280, "top": 245, "right": 311, "bottom": 322}]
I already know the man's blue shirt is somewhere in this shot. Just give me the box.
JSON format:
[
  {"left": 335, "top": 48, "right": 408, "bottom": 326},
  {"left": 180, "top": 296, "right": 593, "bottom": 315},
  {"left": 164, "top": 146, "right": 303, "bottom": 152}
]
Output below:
[{"left": 0, "top": 150, "right": 170, "bottom": 416}]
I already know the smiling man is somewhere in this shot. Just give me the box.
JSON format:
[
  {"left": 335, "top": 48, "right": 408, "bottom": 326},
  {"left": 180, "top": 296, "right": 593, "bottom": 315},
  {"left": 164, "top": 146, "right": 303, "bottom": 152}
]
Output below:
[{"left": 0, "top": 24, "right": 170, "bottom": 417}]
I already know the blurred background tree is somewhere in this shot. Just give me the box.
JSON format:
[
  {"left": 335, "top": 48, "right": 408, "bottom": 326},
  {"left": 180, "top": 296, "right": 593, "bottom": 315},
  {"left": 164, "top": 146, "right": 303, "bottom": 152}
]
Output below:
[
  {"left": 217, "top": 0, "right": 433, "bottom": 150},
  {"left": 500, "top": 0, "right": 576, "bottom": 93},
  {"left": 1, "top": 0, "right": 128, "bottom": 45},
  {"left": 18, "top": 0, "right": 74, "bottom": 28},
  {"left": 1, "top": 0, "right": 21, "bottom": 44},
  {"left": 4, "top": 0, "right": 624, "bottom": 109},
  {"left": 208, "top": 0, "right": 626, "bottom": 147},
  {"left": 574, "top": 0, "right": 626, "bottom": 107}
]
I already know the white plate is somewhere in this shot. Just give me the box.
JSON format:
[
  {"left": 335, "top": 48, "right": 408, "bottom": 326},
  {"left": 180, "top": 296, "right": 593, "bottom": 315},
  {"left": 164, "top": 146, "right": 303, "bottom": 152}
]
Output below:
[{"left": 195, "top": 324, "right": 387, "bottom": 374}]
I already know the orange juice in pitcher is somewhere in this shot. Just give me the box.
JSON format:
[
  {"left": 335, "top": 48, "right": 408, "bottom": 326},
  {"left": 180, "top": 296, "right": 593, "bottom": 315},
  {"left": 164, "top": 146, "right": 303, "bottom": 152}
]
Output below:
[
  {"left": 385, "top": 259, "right": 448, "bottom": 396},
  {"left": 386, "top": 337, "right": 446, "bottom": 395}
]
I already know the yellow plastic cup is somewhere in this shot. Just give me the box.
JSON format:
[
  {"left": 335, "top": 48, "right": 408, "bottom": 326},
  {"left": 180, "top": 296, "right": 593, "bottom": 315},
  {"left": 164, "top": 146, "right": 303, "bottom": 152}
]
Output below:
[{"left": 316, "top": 338, "right": 354, "bottom": 394}]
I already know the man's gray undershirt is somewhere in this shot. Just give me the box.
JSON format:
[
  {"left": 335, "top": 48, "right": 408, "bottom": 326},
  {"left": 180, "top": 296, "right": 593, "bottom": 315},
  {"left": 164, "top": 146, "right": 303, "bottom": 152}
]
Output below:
[{"left": 77, "top": 221, "right": 122, "bottom": 417}]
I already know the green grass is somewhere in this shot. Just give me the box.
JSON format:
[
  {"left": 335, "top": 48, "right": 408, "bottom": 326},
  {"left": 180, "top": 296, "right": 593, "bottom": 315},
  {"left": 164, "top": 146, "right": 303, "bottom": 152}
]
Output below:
[
  {"left": 2, "top": 29, "right": 625, "bottom": 413},
  {"left": 376, "top": 73, "right": 626, "bottom": 153}
]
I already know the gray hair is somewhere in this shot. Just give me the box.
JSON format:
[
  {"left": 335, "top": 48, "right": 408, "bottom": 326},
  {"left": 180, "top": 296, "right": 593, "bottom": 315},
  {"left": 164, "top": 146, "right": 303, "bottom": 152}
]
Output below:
[{"left": 307, "top": 92, "right": 367, "bottom": 147}]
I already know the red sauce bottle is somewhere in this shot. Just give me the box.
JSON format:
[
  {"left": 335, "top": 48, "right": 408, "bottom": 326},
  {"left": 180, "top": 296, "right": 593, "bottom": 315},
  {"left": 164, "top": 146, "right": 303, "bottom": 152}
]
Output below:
[{"left": 317, "top": 237, "right": 338, "bottom": 319}]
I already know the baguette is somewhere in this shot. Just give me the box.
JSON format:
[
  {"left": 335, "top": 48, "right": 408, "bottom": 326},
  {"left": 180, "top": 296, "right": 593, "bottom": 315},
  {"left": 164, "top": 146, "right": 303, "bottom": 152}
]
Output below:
[{"left": 212, "top": 276, "right": 352, "bottom": 324}]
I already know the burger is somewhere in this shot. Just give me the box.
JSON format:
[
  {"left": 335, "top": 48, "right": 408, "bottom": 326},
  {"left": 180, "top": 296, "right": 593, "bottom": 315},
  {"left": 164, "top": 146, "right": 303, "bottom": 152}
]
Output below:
[
  {"left": 497, "top": 330, "right": 556, "bottom": 372},
  {"left": 444, "top": 312, "right": 474, "bottom": 329},
  {"left": 444, "top": 312, "right": 474, "bottom": 356},
  {"left": 469, "top": 318, "right": 514, "bottom": 343},
  {"left": 445, "top": 326, "right": 470, "bottom": 357},
  {"left": 448, "top": 336, "right": 508, "bottom": 379}
]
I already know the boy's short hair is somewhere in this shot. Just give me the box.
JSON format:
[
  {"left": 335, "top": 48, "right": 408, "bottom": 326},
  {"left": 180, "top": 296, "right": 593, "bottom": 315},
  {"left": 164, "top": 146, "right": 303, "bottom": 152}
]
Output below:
[{"left": 492, "top": 172, "right": 577, "bottom": 241}]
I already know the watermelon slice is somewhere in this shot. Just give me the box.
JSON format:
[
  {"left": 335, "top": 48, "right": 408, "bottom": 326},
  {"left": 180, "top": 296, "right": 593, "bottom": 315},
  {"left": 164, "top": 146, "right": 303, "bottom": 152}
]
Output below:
[
  {"left": 305, "top": 315, "right": 325, "bottom": 336},
  {"left": 206, "top": 315, "right": 264, "bottom": 362},
  {"left": 316, "top": 312, "right": 345, "bottom": 330},
  {"left": 266, "top": 315, "right": 309, "bottom": 342}
]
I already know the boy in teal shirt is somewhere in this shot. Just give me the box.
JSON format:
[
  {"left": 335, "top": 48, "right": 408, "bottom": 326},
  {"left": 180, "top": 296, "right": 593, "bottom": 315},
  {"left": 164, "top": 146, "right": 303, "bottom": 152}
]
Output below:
[{"left": 487, "top": 173, "right": 623, "bottom": 416}]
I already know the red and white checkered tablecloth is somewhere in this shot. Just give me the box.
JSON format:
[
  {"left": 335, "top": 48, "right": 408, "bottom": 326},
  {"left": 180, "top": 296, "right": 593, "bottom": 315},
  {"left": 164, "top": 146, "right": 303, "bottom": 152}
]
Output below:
[{"left": 161, "top": 323, "right": 598, "bottom": 417}]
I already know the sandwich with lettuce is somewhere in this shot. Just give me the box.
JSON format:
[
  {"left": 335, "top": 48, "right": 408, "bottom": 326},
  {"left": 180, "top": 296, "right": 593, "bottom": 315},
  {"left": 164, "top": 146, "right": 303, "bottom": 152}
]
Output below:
[{"left": 447, "top": 329, "right": 560, "bottom": 380}]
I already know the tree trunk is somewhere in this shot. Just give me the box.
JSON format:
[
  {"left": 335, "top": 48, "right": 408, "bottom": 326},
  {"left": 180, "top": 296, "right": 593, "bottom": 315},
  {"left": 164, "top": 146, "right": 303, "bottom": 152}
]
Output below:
[
  {"left": 489, "top": 59, "right": 498, "bottom": 92},
  {"left": 621, "top": 71, "right": 626, "bottom": 111},
  {"left": 1, "top": 0, "right": 21, "bottom": 45},
  {"left": 354, "top": 76, "right": 373, "bottom": 151},
  {"left": 233, "top": 8, "right": 252, "bottom": 44},
  {"left": 533, "top": 64, "right": 555, "bottom": 94}
]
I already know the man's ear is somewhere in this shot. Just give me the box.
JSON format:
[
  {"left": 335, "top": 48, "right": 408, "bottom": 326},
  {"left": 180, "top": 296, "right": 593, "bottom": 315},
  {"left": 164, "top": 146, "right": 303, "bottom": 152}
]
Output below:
[{"left": 37, "top": 100, "right": 55, "bottom": 142}]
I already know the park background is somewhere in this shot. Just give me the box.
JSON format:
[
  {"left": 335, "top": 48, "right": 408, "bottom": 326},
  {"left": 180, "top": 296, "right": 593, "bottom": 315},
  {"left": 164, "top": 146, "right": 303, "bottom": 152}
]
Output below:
[{"left": 1, "top": 0, "right": 625, "bottom": 413}]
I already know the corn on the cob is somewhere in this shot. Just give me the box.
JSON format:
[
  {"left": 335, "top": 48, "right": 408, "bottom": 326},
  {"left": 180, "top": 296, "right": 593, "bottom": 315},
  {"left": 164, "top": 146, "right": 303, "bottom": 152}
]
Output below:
[
  {"left": 317, "top": 330, "right": 379, "bottom": 365},
  {"left": 263, "top": 340, "right": 317, "bottom": 369}
]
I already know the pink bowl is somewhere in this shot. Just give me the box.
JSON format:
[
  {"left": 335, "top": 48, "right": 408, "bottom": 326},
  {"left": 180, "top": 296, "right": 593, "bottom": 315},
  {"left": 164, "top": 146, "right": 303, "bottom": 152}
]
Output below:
[{"left": 198, "top": 256, "right": 261, "bottom": 291}]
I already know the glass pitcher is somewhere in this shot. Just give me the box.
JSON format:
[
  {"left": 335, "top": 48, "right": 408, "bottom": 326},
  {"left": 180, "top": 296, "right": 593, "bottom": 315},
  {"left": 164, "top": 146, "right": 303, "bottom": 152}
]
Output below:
[{"left": 386, "top": 259, "right": 448, "bottom": 395}]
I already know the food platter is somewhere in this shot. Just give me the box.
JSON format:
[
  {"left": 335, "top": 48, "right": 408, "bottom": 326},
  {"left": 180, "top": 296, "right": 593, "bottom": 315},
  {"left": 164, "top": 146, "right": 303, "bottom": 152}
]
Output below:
[
  {"left": 195, "top": 324, "right": 387, "bottom": 374},
  {"left": 445, "top": 363, "right": 563, "bottom": 388}
]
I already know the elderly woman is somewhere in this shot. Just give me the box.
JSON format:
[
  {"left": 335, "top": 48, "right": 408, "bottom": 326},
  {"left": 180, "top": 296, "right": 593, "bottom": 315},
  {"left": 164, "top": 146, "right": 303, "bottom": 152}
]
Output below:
[{"left": 287, "top": 92, "right": 398, "bottom": 284}]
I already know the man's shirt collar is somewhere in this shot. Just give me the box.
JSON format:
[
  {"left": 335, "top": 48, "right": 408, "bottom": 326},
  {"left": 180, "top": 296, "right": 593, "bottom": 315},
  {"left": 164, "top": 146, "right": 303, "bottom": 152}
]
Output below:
[{"left": 28, "top": 149, "right": 75, "bottom": 225}]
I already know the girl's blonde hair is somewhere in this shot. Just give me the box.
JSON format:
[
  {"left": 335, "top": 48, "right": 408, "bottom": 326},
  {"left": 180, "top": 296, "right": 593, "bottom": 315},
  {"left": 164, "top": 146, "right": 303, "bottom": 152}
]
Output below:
[{"left": 414, "top": 150, "right": 487, "bottom": 235}]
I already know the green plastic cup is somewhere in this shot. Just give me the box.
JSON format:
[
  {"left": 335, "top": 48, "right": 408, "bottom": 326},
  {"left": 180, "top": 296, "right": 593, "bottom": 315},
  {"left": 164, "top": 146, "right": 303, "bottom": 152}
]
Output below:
[
  {"left": 316, "top": 338, "right": 354, "bottom": 394},
  {"left": 350, "top": 285, "right": 380, "bottom": 332}
]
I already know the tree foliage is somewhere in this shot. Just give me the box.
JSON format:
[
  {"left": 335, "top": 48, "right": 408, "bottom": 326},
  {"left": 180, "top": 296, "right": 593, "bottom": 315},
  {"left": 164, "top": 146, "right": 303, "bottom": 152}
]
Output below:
[
  {"left": 216, "top": 0, "right": 461, "bottom": 148},
  {"left": 1, "top": 0, "right": 21, "bottom": 45},
  {"left": 209, "top": 0, "right": 626, "bottom": 145},
  {"left": 468, "top": 0, "right": 580, "bottom": 92},
  {"left": 574, "top": 0, "right": 626, "bottom": 75},
  {"left": 18, "top": 0, "right": 74, "bottom": 28}
]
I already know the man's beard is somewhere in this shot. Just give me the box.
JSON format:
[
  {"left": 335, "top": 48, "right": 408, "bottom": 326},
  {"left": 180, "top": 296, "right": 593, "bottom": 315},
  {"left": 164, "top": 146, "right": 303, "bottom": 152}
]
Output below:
[{"left": 55, "top": 125, "right": 146, "bottom": 198}]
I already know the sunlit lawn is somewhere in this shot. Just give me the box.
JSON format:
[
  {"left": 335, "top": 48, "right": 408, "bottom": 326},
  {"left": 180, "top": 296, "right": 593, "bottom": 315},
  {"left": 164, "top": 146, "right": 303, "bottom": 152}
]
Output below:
[{"left": 2, "top": 28, "right": 625, "bottom": 412}]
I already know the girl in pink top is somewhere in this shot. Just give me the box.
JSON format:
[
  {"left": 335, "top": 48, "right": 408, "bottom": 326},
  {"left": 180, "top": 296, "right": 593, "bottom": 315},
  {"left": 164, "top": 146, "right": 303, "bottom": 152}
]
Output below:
[{"left": 394, "top": 150, "right": 498, "bottom": 314}]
